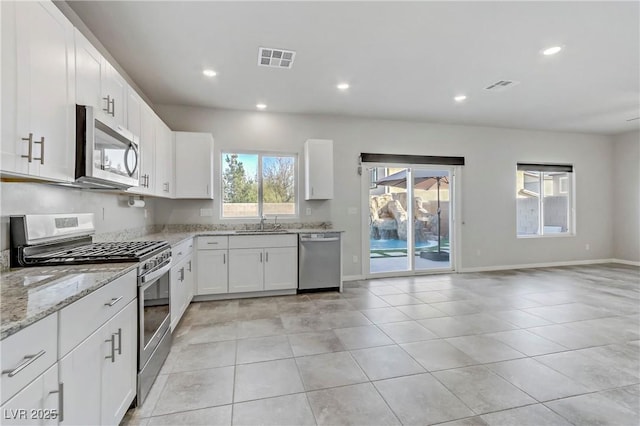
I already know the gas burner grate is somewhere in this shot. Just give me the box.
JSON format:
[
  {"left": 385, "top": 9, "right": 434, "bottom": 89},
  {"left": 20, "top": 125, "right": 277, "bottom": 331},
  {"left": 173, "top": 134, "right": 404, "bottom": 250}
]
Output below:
[{"left": 26, "top": 241, "right": 169, "bottom": 263}]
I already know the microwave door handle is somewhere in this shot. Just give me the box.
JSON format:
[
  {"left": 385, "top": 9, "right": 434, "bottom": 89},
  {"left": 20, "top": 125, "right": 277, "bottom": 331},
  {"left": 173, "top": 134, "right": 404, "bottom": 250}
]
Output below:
[{"left": 124, "top": 143, "right": 139, "bottom": 177}]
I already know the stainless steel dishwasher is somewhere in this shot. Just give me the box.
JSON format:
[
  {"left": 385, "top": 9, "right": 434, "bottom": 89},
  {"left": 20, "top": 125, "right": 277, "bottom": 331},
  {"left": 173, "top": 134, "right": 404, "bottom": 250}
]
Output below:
[{"left": 298, "top": 232, "right": 342, "bottom": 291}]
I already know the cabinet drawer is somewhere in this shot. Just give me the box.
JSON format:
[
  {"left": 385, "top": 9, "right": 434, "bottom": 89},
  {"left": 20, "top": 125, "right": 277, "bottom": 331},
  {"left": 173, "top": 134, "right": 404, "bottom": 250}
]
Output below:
[
  {"left": 197, "top": 236, "right": 229, "bottom": 250},
  {"left": 229, "top": 234, "right": 297, "bottom": 249},
  {"left": 1, "top": 314, "right": 57, "bottom": 405},
  {"left": 172, "top": 238, "right": 194, "bottom": 266},
  {"left": 59, "top": 269, "right": 136, "bottom": 357}
]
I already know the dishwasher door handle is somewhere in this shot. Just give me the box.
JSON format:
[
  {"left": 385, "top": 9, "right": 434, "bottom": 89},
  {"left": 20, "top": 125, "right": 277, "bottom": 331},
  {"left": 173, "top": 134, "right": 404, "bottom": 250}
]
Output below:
[{"left": 300, "top": 237, "right": 340, "bottom": 242}]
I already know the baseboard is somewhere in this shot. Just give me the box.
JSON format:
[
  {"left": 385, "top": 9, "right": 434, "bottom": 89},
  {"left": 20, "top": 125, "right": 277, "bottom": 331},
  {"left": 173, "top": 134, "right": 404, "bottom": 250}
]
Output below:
[
  {"left": 459, "top": 258, "right": 614, "bottom": 273},
  {"left": 610, "top": 258, "right": 640, "bottom": 267},
  {"left": 343, "top": 274, "right": 365, "bottom": 282}
]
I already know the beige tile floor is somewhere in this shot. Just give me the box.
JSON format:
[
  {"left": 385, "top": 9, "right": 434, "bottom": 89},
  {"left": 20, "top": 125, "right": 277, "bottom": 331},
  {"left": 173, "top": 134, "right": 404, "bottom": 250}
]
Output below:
[{"left": 122, "top": 263, "right": 640, "bottom": 426}]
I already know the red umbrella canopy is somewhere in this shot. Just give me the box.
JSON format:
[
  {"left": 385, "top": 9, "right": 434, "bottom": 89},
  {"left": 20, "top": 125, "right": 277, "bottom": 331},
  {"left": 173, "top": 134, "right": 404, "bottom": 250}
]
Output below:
[{"left": 375, "top": 169, "right": 449, "bottom": 190}]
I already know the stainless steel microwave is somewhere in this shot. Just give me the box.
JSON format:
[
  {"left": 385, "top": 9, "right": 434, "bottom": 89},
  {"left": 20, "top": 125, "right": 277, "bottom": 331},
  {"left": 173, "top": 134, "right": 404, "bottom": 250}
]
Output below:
[{"left": 75, "top": 105, "right": 139, "bottom": 189}]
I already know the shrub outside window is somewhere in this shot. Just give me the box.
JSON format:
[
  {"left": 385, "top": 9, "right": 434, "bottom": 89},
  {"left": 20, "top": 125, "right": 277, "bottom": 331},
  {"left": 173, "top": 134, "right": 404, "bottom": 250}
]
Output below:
[
  {"left": 516, "top": 163, "right": 573, "bottom": 236},
  {"left": 222, "top": 152, "right": 297, "bottom": 218}
]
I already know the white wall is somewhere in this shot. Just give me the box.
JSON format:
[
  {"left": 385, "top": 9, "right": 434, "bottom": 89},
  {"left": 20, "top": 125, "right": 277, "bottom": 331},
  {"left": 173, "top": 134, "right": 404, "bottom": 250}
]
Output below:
[
  {"left": 156, "top": 104, "right": 615, "bottom": 276},
  {"left": 612, "top": 131, "right": 640, "bottom": 262},
  {"left": 0, "top": 182, "right": 155, "bottom": 250}
]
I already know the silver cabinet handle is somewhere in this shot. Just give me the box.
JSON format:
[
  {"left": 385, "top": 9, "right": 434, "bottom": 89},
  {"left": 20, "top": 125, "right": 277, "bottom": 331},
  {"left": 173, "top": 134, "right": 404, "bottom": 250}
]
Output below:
[
  {"left": 260, "top": 252, "right": 263, "bottom": 263},
  {"left": 177, "top": 251, "right": 183, "bottom": 256},
  {"left": 103, "top": 95, "right": 111, "bottom": 114},
  {"left": 179, "top": 267, "right": 185, "bottom": 282},
  {"left": 105, "top": 334, "right": 116, "bottom": 363},
  {"left": 207, "top": 242, "right": 218, "bottom": 245},
  {"left": 33, "top": 136, "right": 44, "bottom": 165},
  {"left": 114, "top": 328, "right": 122, "bottom": 355},
  {"left": 49, "top": 382, "right": 64, "bottom": 422},
  {"left": 223, "top": 253, "right": 226, "bottom": 264},
  {"left": 206, "top": 184, "right": 209, "bottom": 195},
  {"left": 187, "top": 260, "right": 192, "bottom": 272},
  {"left": 266, "top": 251, "right": 269, "bottom": 262},
  {"left": 311, "top": 187, "right": 314, "bottom": 196},
  {"left": 2, "top": 350, "right": 46, "bottom": 377},
  {"left": 110, "top": 98, "right": 115, "bottom": 117},
  {"left": 105, "top": 296, "right": 123, "bottom": 307},
  {"left": 146, "top": 175, "right": 150, "bottom": 188},
  {"left": 21, "top": 133, "right": 33, "bottom": 162}
]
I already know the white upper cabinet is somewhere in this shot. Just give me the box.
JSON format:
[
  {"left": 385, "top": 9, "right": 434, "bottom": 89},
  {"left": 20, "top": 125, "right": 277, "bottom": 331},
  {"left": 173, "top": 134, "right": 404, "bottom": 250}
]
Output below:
[
  {"left": 304, "top": 139, "right": 334, "bottom": 200},
  {"left": 74, "top": 28, "right": 103, "bottom": 110},
  {"left": 154, "top": 116, "right": 174, "bottom": 198},
  {"left": 129, "top": 101, "right": 156, "bottom": 195},
  {"left": 101, "top": 60, "right": 127, "bottom": 129},
  {"left": 1, "top": 0, "right": 75, "bottom": 182},
  {"left": 174, "top": 132, "right": 214, "bottom": 199},
  {"left": 75, "top": 27, "right": 127, "bottom": 130}
]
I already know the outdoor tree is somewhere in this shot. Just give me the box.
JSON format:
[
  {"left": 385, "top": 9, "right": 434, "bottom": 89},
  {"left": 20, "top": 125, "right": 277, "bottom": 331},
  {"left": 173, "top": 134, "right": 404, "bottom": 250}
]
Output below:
[
  {"left": 222, "top": 154, "right": 257, "bottom": 202},
  {"left": 263, "top": 157, "right": 295, "bottom": 203}
]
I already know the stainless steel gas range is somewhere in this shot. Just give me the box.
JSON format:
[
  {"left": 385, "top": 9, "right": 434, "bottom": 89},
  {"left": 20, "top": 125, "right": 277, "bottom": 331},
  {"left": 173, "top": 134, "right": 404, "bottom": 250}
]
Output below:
[{"left": 10, "top": 213, "right": 172, "bottom": 406}]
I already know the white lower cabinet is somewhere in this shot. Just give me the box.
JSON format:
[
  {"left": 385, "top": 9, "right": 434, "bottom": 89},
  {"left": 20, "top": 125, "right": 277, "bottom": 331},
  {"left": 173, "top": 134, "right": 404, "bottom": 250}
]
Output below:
[
  {"left": 170, "top": 254, "right": 194, "bottom": 331},
  {"left": 58, "top": 270, "right": 137, "bottom": 426},
  {"left": 195, "top": 236, "right": 229, "bottom": 296},
  {"left": 264, "top": 247, "right": 298, "bottom": 291},
  {"left": 228, "top": 235, "right": 298, "bottom": 293},
  {"left": 59, "top": 299, "right": 136, "bottom": 426},
  {"left": 196, "top": 249, "right": 228, "bottom": 295},
  {"left": 0, "top": 364, "right": 59, "bottom": 426},
  {"left": 228, "top": 249, "right": 264, "bottom": 293}
]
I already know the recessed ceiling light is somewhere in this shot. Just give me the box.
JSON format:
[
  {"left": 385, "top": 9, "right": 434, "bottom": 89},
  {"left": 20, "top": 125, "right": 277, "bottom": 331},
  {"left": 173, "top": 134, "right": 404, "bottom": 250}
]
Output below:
[
  {"left": 256, "top": 103, "right": 267, "bottom": 110},
  {"left": 202, "top": 69, "right": 217, "bottom": 77},
  {"left": 542, "top": 46, "right": 562, "bottom": 56},
  {"left": 337, "top": 83, "right": 350, "bottom": 90},
  {"left": 454, "top": 95, "right": 467, "bottom": 102}
]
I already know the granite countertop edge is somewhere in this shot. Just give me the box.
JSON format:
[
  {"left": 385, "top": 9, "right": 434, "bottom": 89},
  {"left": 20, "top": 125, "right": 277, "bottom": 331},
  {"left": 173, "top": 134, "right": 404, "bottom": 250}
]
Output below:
[{"left": 1, "top": 263, "right": 138, "bottom": 340}]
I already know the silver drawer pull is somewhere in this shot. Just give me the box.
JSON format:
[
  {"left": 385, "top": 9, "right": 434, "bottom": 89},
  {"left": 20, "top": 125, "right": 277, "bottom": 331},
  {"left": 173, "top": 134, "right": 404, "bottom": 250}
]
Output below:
[
  {"left": 178, "top": 251, "right": 183, "bottom": 256},
  {"left": 105, "top": 296, "right": 123, "bottom": 307},
  {"left": 207, "top": 242, "right": 218, "bottom": 245},
  {"left": 2, "top": 350, "right": 46, "bottom": 377}
]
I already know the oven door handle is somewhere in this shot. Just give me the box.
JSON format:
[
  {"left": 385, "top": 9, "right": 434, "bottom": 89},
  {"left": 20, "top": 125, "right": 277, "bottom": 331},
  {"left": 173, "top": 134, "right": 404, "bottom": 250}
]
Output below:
[{"left": 139, "top": 261, "right": 172, "bottom": 285}]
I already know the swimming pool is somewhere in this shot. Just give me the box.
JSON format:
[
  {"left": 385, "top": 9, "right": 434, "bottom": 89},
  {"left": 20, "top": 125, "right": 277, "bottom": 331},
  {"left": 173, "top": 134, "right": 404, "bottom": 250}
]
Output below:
[{"left": 370, "top": 239, "right": 435, "bottom": 250}]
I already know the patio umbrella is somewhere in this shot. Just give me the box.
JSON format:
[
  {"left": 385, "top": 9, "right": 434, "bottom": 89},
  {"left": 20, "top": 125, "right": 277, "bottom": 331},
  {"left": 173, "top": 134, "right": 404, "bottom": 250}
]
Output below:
[{"left": 375, "top": 169, "right": 449, "bottom": 261}]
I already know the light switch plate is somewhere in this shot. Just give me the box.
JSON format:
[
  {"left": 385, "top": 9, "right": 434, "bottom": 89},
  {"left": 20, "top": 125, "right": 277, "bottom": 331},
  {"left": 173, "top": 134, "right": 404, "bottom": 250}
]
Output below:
[{"left": 305, "top": 208, "right": 312, "bottom": 216}]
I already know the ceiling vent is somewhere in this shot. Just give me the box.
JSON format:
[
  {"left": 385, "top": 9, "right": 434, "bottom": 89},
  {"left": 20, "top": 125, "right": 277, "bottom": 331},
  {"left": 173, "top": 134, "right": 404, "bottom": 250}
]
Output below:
[
  {"left": 258, "top": 47, "right": 296, "bottom": 69},
  {"left": 484, "top": 80, "right": 520, "bottom": 92}
]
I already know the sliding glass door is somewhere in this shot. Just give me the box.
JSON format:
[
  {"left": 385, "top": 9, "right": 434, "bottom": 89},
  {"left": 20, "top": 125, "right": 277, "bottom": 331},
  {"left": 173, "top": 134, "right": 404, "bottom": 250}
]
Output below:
[{"left": 367, "top": 165, "right": 453, "bottom": 276}]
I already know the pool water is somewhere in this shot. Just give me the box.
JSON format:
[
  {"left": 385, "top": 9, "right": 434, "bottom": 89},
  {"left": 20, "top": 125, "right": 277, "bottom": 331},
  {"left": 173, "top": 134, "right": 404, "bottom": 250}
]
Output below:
[{"left": 370, "top": 239, "right": 435, "bottom": 250}]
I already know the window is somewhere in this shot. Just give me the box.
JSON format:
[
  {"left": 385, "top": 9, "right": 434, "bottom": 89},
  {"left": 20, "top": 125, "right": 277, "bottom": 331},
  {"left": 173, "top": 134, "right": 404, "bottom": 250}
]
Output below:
[
  {"left": 516, "top": 163, "right": 573, "bottom": 236},
  {"left": 222, "top": 152, "right": 297, "bottom": 218}
]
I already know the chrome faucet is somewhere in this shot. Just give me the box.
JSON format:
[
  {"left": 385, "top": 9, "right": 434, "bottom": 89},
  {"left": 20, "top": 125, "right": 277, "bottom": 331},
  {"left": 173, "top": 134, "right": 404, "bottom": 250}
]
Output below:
[{"left": 259, "top": 215, "right": 267, "bottom": 231}]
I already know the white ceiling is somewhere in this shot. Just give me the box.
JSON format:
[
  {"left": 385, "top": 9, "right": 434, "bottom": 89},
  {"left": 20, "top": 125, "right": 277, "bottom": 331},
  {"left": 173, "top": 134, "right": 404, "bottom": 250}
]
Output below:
[{"left": 66, "top": 1, "right": 639, "bottom": 135}]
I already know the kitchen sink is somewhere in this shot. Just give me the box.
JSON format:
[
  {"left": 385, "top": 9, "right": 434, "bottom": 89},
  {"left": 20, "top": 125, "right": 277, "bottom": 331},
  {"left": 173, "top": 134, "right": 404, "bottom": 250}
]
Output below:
[{"left": 233, "top": 229, "right": 290, "bottom": 234}]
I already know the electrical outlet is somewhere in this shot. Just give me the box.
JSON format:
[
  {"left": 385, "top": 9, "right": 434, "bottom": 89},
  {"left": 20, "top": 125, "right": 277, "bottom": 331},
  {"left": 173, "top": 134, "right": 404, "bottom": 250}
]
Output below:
[
  {"left": 200, "top": 208, "right": 213, "bottom": 217},
  {"left": 352, "top": 255, "right": 358, "bottom": 263},
  {"left": 585, "top": 243, "right": 590, "bottom": 251},
  {"left": 305, "top": 207, "right": 312, "bottom": 216}
]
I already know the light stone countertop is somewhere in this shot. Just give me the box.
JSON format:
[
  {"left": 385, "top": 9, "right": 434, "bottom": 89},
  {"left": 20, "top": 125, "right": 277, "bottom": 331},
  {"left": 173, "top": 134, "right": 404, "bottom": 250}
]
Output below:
[
  {"left": 0, "top": 226, "right": 343, "bottom": 340},
  {"left": 1, "top": 263, "right": 137, "bottom": 340}
]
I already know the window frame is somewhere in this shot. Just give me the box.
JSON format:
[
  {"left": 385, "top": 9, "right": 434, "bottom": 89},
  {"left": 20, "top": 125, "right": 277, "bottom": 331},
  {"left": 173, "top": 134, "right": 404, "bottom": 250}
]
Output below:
[
  {"left": 516, "top": 164, "right": 575, "bottom": 238},
  {"left": 220, "top": 150, "right": 299, "bottom": 219}
]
